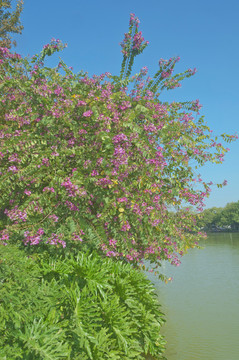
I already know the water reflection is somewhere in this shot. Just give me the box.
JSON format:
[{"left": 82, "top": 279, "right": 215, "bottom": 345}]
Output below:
[{"left": 148, "top": 233, "right": 239, "bottom": 360}]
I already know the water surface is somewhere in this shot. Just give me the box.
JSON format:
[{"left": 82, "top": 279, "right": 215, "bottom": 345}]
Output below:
[{"left": 149, "top": 233, "right": 239, "bottom": 360}]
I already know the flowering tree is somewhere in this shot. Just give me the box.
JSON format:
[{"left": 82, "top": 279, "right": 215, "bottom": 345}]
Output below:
[
  {"left": 0, "top": 14, "right": 237, "bottom": 271},
  {"left": 0, "top": 0, "right": 24, "bottom": 48}
]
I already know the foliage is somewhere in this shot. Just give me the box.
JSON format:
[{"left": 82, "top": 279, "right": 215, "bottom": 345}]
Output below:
[
  {"left": 0, "top": 0, "right": 23, "bottom": 48},
  {"left": 198, "top": 200, "right": 239, "bottom": 231},
  {"left": 0, "top": 14, "right": 237, "bottom": 271},
  {"left": 0, "top": 245, "right": 166, "bottom": 359},
  {"left": 197, "top": 206, "right": 223, "bottom": 230}
]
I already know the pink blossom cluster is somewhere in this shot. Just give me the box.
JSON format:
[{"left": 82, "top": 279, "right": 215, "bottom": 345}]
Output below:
[
  {"left": 43, "top": 187, "right": 55, "bottom": 193},
  {"left": 23, "top": 228, "right": 44, "bottom": 245},
  {"left": 91, "top": 169, "right": 99, "bottom": 176},
  {"left": 37, "top": 158, "right": 50, "bottom": 168},
  {"left": 42, "top": 38, "right": 67, "bottom": 52},
  {"left": 112, "top": 133, "right": 129, "bottom": 144},
  {"left": 8, "top": 165, "right": 18, "bottom": 173},
  {"left": 120, "top": 14, "right": 148, "bottom": 57},
  {"left": 45, "top": 233, "right": 66, "bottom": 247},
  {"left": 191, "top": 99, "right": 202, "bottom": 112},
  {"left": 117, "top": 197, "right": 128, "bottom": 203},
  {"left": 96, "top": 177, "right": 112, "bottom": 188},
  {"left": 164, "top": 79, "right": 181, "bottom": 89},
  {"left": 0, "top": 230, "right": 9, "bottom": 245},
  {"left": 161, "top": 69, "right": 173, "bottom": 79},
  {"left": 0, "top": 47, "right": 21, "bottom": 60},
  {"left": 132, "top": 31, "right": 145, "bottom": 50},
  {"left": 83, "top": 110, "right": 93, "bottom": 117},
  {"left": 61, "top": 178, "right": 80, "bottom": 197},
  {"left": 49, "top": 214, "right": 59, "bottom": 222},
  {"left": 4, "top": 206, "right": 27, "bottom": 223},
  {"left": 8, "top": 153, "right": 21, "bottom": 163},
  {"left": 65, "top": 200, "right": 79, "bottom": 211},
  {"left": 121, "top": 220, "right": 131, "bottom": 231},
  {"left": 71, "top": 231, "right": 84, "bottom": 241}
]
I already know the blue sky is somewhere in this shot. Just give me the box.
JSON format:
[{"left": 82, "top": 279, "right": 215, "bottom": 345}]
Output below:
[{"left": 13, "top": 0, "right": 239, "bottom": 208}]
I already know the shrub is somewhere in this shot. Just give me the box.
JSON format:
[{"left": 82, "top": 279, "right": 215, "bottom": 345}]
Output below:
[
  {"left": 0, "top": 14, "right": 237, "bottom": 270},
  {"left": 0, "top": 245, "right": 166, "bottom": 359}
]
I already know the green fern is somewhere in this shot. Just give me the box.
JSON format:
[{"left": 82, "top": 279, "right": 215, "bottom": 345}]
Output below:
[
  {"left": 0, "top": 245, "right": 166, "bottom": 359},
  {"left": 18, "top": 319, "right": 70, "bottom": 359}
]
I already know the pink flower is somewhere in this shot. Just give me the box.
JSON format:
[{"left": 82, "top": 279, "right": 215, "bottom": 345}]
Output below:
[
  {"left": 83, "top": 110, "right": 93, "bottom": 117},
  {"left": 0, "top": 230, "right": 9, "bottom": 242},
  {"left": 37, "top": 228, "right": 44, "bottom": 235},
  {"left": 109, "top": 239, "right": 117, "bottom": 247},
  {"left": 121, "top": 220, "right": 131, "bottom": 231},
  {"left": 46, "top": 233, "right": 66, "bottom": 248},
  {"left": 8, "top": 153, "right": 21, "bottom": 163},
  {"left": 71, "top": 232, "right": 83, "bottom": 242},
  {"left": 91, "top": 170, "right": 99, "bottom": 176},
  {"left": 78, "top": 129, "right": 87, "bottom": 135},
  {"left": 61, "top": 178, "right": 79, "bottom": 197},
  {"left": 65, "top": 200, "right": 79, "bottom": 211},
  {"left": 77, "top": 100, "right": 87, "bottom": 106},
  {"left": 49, "top": 214, "right": 59, "bottom": 222},
  {"left": 117, "top": 197, "right": 128, "bottom": 203},
  {"left": 8, "top": 165, "right": 18, "bottom": 173},
  {"left": 43, "top": 187, "right": 55, "bottom": 193}
]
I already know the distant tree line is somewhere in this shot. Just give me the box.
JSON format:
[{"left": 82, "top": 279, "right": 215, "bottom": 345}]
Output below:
[{"left": 197, "top": 201, "right": 239, "bottom": 231}]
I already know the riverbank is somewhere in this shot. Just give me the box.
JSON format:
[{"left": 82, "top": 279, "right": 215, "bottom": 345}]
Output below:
[{"left": 204, "top": 229, "right": 239, "bottom": 233}]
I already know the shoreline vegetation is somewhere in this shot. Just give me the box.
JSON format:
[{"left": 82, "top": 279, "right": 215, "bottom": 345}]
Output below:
[
  {"left": 197, "top": 200, "right": 239, "bottom": 233},
  {"left": 205, "top": 229, "right": 239, "bottom": 233}
]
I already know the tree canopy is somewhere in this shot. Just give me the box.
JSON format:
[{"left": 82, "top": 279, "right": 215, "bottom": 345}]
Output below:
[
  {"left": 0, "top": 0, "right": 23, "bottom": 48},
  {"left": 198, "top": 201, "right": 239, "bottom": 231},
  {"left": 0, "top": 14, "right": 237, "bottom": 272}
]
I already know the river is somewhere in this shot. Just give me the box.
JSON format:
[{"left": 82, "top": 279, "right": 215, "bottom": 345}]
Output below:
[{"left": 148, "top": 233, "right": 239, "bottom": 360}]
